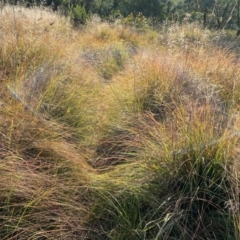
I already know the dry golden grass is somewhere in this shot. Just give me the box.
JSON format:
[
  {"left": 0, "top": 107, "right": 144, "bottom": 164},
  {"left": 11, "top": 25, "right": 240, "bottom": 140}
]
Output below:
[{"left": 1, "top": 5, "right": 240, "bottom": 239}]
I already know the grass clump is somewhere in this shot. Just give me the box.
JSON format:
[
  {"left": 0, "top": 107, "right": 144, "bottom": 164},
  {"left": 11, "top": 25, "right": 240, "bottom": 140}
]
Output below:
[{"left": 1, "top": 5, "right": 240, "bottom": 240}]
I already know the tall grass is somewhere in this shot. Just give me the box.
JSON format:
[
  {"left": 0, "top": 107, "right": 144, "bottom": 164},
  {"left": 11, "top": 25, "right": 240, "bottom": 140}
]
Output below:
[{"left": 0, "top": 5, "right": 240, "bottom": 239}]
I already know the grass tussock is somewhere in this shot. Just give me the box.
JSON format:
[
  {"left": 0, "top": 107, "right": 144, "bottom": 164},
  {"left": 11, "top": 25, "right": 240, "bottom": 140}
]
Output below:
[{"left": 1, "top": 5, "right": 240, "bottom": 239}]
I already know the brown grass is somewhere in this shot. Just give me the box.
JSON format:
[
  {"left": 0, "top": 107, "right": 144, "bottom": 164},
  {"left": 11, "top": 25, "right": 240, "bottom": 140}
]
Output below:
[{"left": 1, "top": 6, "right": 240, "bottom": 239}]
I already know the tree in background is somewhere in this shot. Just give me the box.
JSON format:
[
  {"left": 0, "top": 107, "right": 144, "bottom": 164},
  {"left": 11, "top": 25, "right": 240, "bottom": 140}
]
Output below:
[
  {"left": 167, "top": 0, "right": 238, "bottom": 29},
  {"left": 212, "top": 0, "right": 237, "bottom": 29},
  {"left": 115, "top": 0, "right": 166, "bottom": 21},
  {"left": 2, "top": 0, "right": 240, "bottom": 30},
  {"left": 93, "top": 0, "right": 114, "bottom": 16}
]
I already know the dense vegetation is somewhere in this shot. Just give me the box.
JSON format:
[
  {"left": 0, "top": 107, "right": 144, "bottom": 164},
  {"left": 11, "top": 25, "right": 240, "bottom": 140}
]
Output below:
[
  {"left": 1, "top": 4, "right": 240, "bottom": 240},
  {"left": 5, "top": 0, "right": 240, "bottom": 30}
]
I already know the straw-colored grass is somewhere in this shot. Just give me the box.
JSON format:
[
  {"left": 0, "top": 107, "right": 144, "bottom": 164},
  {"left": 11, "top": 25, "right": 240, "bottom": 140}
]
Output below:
[{"left": 1, "top": 5, "right": 240, "bottom": 239}]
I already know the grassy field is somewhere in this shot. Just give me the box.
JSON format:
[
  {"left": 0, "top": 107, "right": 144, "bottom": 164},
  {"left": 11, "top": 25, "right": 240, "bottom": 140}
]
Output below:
[{"left": 1, "top": 5, "right": 240, "bottom": 240}]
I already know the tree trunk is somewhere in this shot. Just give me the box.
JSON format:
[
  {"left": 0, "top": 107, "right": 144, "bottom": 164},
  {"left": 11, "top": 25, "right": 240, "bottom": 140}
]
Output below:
[
  {"left": 237, "top": 0, "right": 240, "bottom": 35},
  {"left": 203, "top": 11, "right": 207, "bottom": 28}
]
